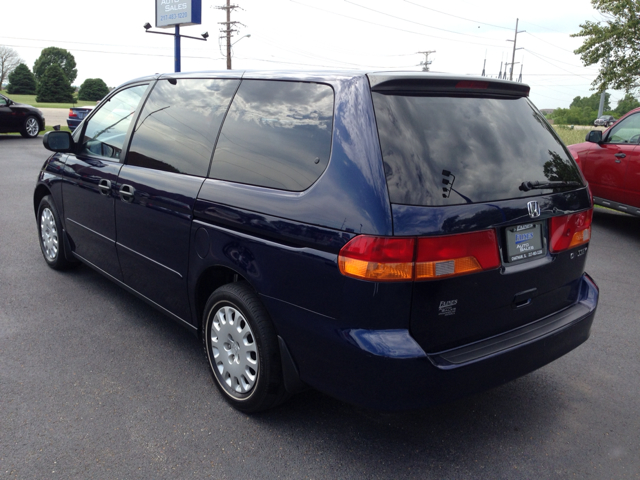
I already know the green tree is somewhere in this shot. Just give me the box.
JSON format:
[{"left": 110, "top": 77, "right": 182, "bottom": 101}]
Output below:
[
  {"left": 78, "top": 78, "right": 109, "bottom": 101},
  {"left": 614, "top": 93, "right": 640, "bottom": 117},
  {"left": 33, "top": 47, "right": 77, "bottom": 85},
  {"left": 6, "top": 63, "right": 36, "bottom": 94},
  {"left": 548, "top": 92, "right": 614, "bottom": 125},
  {"left": 549, "top": 106, "right": 597, "bottom": 126},
  {"left": 572, "top": 0, "right": 640, "bottom": 92},
  {"left": 36, "top": 64, "right": 75, "bottom": 103},
  {"left": 570, "top": 92, "right": 610, "bottom": 111}
]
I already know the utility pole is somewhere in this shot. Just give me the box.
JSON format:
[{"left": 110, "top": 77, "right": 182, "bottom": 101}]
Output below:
[
  {"left": 507, "top": 18, "right": 525, "bottom": 81},
  {"left": 597, "top": 92, "right": 606, "bottom": 117},
  {"left": 418, "top": 50, "right": 436, "bottom": 72},
  {"left": 597, "top": 59, "right": 609, "bottom": 117},
  {"left": 518, "top": 63, "right": 523, "bottom": 82},
  {"left": 216, "top": 0, "right": 244, "bottom": 70}
]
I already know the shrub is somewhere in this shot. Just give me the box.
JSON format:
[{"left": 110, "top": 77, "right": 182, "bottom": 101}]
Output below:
[
  {"left": 78, "top": 78, "right": 109, "bottom": 101},
  {"left": 36, "top": 64, "right": 75, "bottom": 103},
  {"left": 6, "top": 63, "right": 36, "bottom": 95}
]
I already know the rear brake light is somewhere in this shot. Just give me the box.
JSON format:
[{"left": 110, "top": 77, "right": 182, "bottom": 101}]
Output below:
[
  {"left": 338, "top": 230, "right": 499, "bottom": 282},
  {"left": 456, "top": 81, "right": 488, "bottom": 89},
  {"left": 68, "top": 109, "right": 78, "bottom": 118},
  {"left": 549, "top": 209, "right": 593, "bottom": 253}
]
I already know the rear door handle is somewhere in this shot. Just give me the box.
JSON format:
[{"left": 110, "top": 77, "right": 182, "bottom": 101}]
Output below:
[
  {"left": 614, "top": 153, "right": 626, "bottom": 158},
  {"left": 119, "top": 184, "right": 135, "bottom": 203},
  {"left": 98, "top": 179, "right": 111, "bottom": 196}
]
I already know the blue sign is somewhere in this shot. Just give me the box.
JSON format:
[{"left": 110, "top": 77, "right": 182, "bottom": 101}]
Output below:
[{"left": 156, "top": 0, "right": 202, "bottom": 28}]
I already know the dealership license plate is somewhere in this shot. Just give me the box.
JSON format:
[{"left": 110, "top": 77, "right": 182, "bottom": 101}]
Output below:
[{"left": 505, "top": 221, "right": 545, "bottom": 263}]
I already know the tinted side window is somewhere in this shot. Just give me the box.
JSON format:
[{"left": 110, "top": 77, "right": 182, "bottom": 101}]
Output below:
[
  {"left": 372, "top": 93, "right": 583, "bottom": 206},
  {"left": 126, "top": 78, "right": 239, "bottom": 176},
  {"left": 80, "top": 85, "right": 148, "bottom": 160},
  {"left": 210, "top": 80, "right": 334, "bottom": 191},
  {"left": 605, "top": 113, "right": 640, "bottom": 144}
]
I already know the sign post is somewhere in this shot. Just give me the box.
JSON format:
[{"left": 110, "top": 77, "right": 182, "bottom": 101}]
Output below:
[{"left": 148, "top": 0, "right": 204, "bottom": 73}]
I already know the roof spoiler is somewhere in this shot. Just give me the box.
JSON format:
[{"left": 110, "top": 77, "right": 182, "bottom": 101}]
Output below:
[{"left": 367, "top": 74, "right": 530, "bottom": 97}]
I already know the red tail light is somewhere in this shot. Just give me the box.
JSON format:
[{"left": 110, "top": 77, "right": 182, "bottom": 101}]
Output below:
[
  {"left": 549, "top": 209, "right": 593, "bottom": 253},
  {"left": 338, "top": 236, "right": 415, "bottom": 281},
  {"left": 338, "top": 230, "right": 499, "bottom": 282},
  {"left": 68, "top": 109, "right": 78, "bottom": 118}
]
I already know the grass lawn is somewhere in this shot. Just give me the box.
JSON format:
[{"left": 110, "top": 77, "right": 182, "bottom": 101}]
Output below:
[
  {"left": 553, "top": 126, "right": 590, "bottom": 146},
  {"left": 1, "top": 90, "right": 95, "bottom": 109}
]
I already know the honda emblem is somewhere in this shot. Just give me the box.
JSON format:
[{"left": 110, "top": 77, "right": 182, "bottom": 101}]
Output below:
[{"left": 527, "top": 201, "right": 541, "bottom": 218}]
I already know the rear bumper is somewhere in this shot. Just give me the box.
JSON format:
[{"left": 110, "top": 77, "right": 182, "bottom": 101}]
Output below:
[
  {"left": 66, "top": 119, "right": 81, "bottom": 131},
  {"left": 267, "top": 273, "right": 598, "bottom": 411}
]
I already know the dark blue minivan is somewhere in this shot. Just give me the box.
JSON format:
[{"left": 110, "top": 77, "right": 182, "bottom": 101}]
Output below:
[{"left": 34, "top": 71, "right": 598, "bottom": 412}]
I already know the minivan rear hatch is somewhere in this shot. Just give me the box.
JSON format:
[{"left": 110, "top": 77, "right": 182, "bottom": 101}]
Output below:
[{"left": 368, "top": 74, "right": 592, "bottom": 353}]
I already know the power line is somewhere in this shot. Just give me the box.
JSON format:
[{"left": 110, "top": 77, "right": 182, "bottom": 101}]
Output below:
[
  {"left": 289, "top": 0, "right": 507, "bottom": 48},
  {"left": 524, "top": 32, "right": 580, "bottom": 55},
  {"left": 344, "top": 0, "right": 499, "bottom": 41},
  {"left": 0, "top": 35, "right": 179, "bottom": 52},
  {"left": 525, "top": 47, "right": 599, "bottom": 71},
  {"left": 235, "top": 56, "right": 418, "bottom": 69},
  {"left": 402, "top": 0, "right": 513, "bottom": 30},
  {"left": 1, "top": 43, "right": 221, "bottom": 60},
  {"left": 258, "top": 33, "right": 419, "bottom": 58},
  {"left": 525, "top": 49, "right": 594, "bottom": 80},
  {"left": 257, "top": 36, "right": 414, "bottom": 68}
]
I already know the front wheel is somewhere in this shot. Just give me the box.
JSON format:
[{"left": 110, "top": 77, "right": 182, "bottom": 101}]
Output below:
[
  {"left": 20, "top": 115, "right": 40, "bottom": 138},
  {"left": 203, "top": 282, "right": 287, "bottom": 412},
  {"left": 37, "top": 195, "right": 74, "bottom": 269}
]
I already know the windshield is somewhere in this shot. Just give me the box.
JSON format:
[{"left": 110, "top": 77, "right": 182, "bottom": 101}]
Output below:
[{"left": 371, "top": 93, "right": 584, "bottom": 206}]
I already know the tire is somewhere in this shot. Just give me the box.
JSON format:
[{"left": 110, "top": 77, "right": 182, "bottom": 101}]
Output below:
[
  {"left": 37, "top": 195, "right": 74, "bottom": 269},
  {"left": 20, "top": 115, "right": 40, "bottom": 138},
  {"left": 202, "top": 282, "right": 288, "bottom": 413}
]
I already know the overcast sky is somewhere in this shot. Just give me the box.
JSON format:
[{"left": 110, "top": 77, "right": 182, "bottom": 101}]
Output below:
[{"left": 2, "top": 0, "right": 615, "bottom": 109}]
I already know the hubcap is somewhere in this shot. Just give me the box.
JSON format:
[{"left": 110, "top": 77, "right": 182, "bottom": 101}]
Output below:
[
  {"left": 40, "top": 208, "right": 59, "bottom": 261},
  {"left": 209, "top": 305, "right": 258, "bottom": 395},
  {"left": 26, "top": 118, "right": 38, "bottom": 137}
]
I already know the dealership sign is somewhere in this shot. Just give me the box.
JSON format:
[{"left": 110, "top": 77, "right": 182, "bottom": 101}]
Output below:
[{"left": 156, "top": 0, "right": 202, "bottom": 28}]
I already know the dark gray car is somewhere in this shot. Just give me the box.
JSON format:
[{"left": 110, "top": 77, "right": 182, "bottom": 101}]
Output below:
[
  {"left": 594, "top": 115, "right": 616, "bottom": 127},
  {"left": 0, "top": 93, "right": 45, "bottom": 137}
]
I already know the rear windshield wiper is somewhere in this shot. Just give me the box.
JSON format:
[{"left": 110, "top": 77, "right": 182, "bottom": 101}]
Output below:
[{"left": 519, "top": 180, "right": 582, "bottom": 192}]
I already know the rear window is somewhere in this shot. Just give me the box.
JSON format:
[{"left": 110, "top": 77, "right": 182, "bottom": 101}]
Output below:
[{"left": 371, "top": 93, "right": 583, "bottom": 206}]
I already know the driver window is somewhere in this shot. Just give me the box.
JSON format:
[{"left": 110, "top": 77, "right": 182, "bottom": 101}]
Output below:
[
  {"left": 605, "top": 113, "right": 640, "bottom": 144},
  {"left": 80, "top": 84, "right": 148, "bottom": 160}
]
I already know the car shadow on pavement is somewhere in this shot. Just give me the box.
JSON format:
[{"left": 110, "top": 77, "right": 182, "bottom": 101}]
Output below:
[{"left": 592, "top": 207, "right": 640, "bottom": 241}]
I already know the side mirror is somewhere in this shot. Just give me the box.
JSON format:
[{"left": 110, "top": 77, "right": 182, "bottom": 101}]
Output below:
[
  {"left": 585, "top": 130, "right": 603, "bottom": 143},
  {"left": 43, "top": 131, "right": 75, "bottom": 152}
]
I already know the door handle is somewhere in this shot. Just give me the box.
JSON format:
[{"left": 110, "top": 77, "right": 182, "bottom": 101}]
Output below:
[
  {"left": 98, "top": 179, "right": 111, "bottom": 196},
  {"left": 614, "top": 153, "right": 626, "bottom": 158},
  {"left": 119, "top": 184, "right": 135, "bottom": 203}
]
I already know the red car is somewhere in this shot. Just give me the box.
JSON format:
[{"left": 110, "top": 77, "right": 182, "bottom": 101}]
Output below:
[{"left": 567, "top": 107, "right": 640, "bottom": 216}]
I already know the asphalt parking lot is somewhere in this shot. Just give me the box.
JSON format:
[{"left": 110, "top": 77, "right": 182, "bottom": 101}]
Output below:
[{"left": 1, "top": 136, "right": 639, "bottom": 479}]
